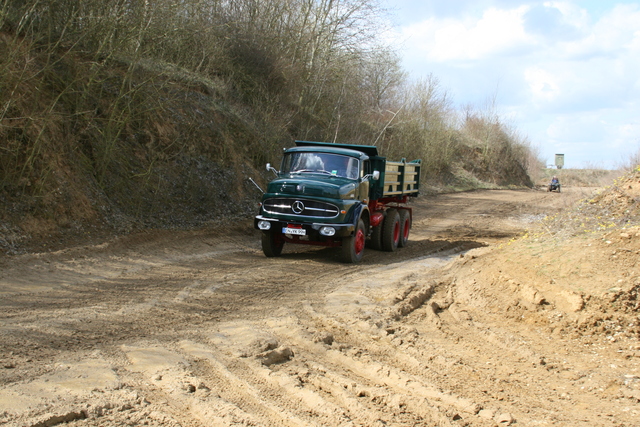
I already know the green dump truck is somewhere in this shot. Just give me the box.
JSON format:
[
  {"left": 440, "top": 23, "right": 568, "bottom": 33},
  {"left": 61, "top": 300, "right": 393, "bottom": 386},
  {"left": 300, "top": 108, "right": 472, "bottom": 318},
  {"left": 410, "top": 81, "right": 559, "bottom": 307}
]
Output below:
[{"left": 254, "top": 141, "right": 421, "bottom": 263}]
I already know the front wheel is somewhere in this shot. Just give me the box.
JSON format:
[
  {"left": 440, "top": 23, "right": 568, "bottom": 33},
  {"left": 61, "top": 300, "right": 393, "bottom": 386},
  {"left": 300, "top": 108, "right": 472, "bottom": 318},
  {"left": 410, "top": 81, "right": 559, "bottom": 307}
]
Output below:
[
  {"left": 341, "top": 219, "right": 366, "bottom": 263},
  {"left": 398, "top": 209, "right": 411, "bottom": 248},
  {"left": 262, "top": 230, "right": 284, "bottom": 257}
]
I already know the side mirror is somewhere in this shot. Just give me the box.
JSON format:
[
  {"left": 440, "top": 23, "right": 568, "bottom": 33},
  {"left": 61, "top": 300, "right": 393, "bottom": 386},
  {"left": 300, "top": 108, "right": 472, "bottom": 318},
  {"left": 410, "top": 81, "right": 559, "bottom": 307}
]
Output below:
[
  {"left": 266, "top": 163, "right": 278, "bottom": 176},
  {"left": 362, "top": 170, "right": 380, "bottom": 182}
]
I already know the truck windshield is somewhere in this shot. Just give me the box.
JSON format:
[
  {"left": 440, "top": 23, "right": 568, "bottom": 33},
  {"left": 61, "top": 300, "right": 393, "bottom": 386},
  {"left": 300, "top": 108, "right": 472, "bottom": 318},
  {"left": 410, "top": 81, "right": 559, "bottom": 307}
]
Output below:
[{"left": 282, "top": 152, "right": 359, "bottom": 179}]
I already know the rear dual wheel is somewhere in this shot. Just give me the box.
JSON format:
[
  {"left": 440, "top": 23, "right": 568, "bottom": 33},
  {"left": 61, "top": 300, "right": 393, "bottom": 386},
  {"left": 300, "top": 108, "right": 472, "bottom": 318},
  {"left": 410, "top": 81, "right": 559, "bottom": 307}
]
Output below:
[
  {"left": 398, "top": 209, "right": 411, "bottom": 248},
  {"left": 382, "top": 209, "right": 400, "bottom": 252}
]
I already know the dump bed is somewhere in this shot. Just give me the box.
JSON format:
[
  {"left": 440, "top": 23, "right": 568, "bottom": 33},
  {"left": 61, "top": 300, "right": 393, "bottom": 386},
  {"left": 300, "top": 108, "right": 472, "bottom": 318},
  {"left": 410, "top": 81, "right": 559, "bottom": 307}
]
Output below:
[
  {"left": 380, "top": 159, "right": 421, "bottom": 197},
  {"left": 368, "top": 156, "right": 421, "bottom": 200}
]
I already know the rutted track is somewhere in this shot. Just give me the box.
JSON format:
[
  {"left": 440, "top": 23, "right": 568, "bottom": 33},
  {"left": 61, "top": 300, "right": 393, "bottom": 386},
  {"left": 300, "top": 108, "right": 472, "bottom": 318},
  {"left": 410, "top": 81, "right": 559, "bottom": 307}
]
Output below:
[{"left": 1, "top": 188, "right": 637, "bottom": 426}]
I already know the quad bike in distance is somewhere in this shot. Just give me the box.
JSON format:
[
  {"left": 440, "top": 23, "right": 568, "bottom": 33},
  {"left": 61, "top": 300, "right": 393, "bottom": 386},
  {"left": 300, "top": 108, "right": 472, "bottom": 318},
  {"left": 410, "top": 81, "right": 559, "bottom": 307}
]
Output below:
[{"left": 548, "top": 182, "right": 561, "bottom": 193}]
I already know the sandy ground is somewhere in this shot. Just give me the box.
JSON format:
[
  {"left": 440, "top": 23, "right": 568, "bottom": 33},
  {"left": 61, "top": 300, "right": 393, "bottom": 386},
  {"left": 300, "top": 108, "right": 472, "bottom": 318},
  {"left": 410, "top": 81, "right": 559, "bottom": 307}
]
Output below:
[{"left": 1, "top": 186, "right": 639, "bottom": 427}]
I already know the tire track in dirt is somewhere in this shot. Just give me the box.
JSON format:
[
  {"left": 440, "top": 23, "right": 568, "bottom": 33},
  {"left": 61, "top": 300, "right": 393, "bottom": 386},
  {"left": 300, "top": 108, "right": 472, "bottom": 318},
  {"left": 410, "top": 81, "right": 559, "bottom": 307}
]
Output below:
[{"left": 6, "top": 188, "right": 631, "bottom": 426}]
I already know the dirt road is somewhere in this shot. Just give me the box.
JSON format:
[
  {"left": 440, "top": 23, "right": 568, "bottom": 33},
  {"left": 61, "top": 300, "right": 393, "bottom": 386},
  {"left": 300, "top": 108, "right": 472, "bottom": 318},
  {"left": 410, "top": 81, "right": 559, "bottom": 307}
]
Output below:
[{"left": 1, "top": 188, "right": 639, "bottom": 427}]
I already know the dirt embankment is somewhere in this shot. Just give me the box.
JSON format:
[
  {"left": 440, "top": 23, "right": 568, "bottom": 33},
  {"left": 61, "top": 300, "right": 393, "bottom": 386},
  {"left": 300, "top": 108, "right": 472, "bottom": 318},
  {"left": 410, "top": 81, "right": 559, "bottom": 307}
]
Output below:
[{"left": 1, "top": 176, "right": 639, "bottom": 427}]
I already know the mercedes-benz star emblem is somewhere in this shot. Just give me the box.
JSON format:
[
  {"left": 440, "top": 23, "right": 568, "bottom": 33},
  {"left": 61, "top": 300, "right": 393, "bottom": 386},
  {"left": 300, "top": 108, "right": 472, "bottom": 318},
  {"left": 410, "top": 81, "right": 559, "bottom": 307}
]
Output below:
[{"left": 292, "top": 201, "right": 305, "bottom": 214}]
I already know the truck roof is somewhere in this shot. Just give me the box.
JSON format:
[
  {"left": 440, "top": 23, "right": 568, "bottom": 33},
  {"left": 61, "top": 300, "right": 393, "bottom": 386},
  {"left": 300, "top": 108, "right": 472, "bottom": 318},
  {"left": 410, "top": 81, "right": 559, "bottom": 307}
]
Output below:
[{"left": 295, "top": 140, "right": 379, "bottom": 158}]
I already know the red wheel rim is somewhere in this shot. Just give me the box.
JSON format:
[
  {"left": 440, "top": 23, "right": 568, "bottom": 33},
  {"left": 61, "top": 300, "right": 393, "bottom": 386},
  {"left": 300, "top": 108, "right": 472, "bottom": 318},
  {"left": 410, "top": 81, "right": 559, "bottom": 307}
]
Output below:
[
  {"left": 403, "top": 218, "right": 410, "bottom": 240},
  {"left": 355, "top": 228, "right": 365, "bottom": 255},
  {"left": 393, "top": 222, "right": 400, "bottom": 243}
]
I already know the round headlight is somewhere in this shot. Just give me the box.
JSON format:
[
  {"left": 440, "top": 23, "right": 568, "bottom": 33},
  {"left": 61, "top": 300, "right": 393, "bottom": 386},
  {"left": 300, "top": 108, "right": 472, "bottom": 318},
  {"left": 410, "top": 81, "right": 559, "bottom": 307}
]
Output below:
[
  {"left": 258, "top": 220, "right": 272, "bottom": 230},
  {"left": 320, "top": 226, "right": 336, "bottom": 236}
]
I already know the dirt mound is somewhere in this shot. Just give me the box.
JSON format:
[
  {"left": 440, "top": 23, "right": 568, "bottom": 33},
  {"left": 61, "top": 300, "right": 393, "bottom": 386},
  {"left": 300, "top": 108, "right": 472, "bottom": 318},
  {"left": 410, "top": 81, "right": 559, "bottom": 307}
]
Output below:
[
  {"left": 589, "top": 169, "right": 640, "bottom": 218},
  {"left": 454, "top": 168, "right": 640, "bottom": 345}
]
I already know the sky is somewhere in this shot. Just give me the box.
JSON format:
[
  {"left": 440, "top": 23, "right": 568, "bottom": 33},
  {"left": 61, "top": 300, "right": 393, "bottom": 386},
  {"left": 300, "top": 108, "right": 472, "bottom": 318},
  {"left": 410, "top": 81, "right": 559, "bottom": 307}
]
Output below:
[{"left": 382, "top": 0, "right": 640, "bottom": 169}]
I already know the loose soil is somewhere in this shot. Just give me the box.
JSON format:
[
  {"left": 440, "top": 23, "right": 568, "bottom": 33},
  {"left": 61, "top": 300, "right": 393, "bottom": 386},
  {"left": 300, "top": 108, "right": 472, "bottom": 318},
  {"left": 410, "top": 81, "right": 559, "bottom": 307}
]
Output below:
[{"left": 1, "top": 185, "right": 639, "bottom": 427}]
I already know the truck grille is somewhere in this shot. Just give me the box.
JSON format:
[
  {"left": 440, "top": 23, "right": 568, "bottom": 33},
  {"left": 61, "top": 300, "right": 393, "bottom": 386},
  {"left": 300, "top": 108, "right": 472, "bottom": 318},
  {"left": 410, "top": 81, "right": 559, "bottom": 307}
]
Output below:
[{"left": 262, "top": 198, "right": 340, "bottom": 218}]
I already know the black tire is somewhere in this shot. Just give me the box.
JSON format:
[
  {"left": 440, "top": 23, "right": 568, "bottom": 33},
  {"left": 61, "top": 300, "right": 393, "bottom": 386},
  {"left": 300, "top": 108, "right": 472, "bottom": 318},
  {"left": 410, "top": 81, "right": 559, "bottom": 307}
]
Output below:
[
  {"left": 341, "top": 219, "right": 366, "bottom": 263},
  {"left": 398, "top": 209, "right": 411, "bottom": 248},
  {"left": 368, "top": 222, "right": 383, "bottom": 250},
  {"left": 382, "top": 209, "right": 400, "bottom": 252},
  {"left": 262, "top": 230, "right": 284, "bottom": 257}
]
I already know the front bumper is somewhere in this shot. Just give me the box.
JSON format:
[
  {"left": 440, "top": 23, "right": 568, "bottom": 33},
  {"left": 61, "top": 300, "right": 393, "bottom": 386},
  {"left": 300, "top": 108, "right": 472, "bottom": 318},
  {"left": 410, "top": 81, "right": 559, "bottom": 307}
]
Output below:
[{"left": 254, "top": 215, "right": 356, "bottom": 238}]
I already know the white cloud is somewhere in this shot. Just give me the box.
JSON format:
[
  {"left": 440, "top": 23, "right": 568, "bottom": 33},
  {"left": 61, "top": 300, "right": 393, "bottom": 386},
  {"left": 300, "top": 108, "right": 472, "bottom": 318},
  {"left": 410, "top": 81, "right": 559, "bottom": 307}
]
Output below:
[
  {"left": 523, "top": 2, "right": 586, "bottom": 42},
  {"left": 387, "top": 0, "right": 640, "bottom": 168},
  {"left": 558, "top": 4, "right": 640, "bottom": 59},
  {"left": 524, "top": 67, "right": 561, "bottom": 103},
  {"left": 543, "top": 1, "right": 588, "bottom": 28},
  {"left": 401, "top": 6, "right": 534, "bottom": 62},
  {"left": 519, "top": 4, "right": 640, "bottom": 114},
  {"left": 546, "top": 114, "right": 605, "bottom": 143}
]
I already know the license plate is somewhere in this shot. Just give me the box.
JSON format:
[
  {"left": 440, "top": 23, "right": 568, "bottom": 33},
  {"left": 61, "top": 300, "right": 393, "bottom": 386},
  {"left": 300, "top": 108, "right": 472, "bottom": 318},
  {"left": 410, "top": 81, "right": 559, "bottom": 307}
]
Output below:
[{"left": 283, "top": 227, "right": 306, "bottom": 236}]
